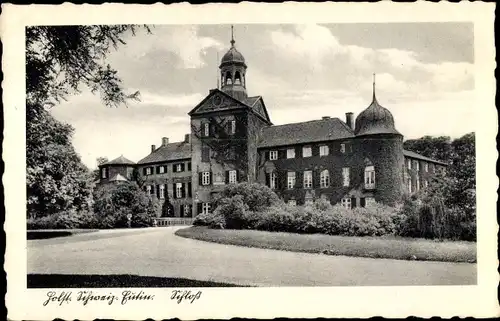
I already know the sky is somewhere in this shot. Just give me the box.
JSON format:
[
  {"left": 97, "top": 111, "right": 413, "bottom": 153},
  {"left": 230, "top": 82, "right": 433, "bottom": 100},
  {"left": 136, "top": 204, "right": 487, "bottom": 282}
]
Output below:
[{"left": 49, "top": 23, "right": 475, "bottom": 169}]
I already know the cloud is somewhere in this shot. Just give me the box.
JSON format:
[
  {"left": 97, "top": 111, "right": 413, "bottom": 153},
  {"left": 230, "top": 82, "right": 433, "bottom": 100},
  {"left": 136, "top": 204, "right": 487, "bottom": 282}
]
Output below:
[{"left": 139, "top": 91, "right": 205, "bottom": 107}]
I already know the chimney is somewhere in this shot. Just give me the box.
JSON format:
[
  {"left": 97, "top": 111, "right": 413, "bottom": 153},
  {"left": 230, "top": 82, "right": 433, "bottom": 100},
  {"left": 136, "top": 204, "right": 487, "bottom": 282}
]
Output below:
[
  {"left": 162, "top": 137, "right": 169, "bottom": 146},
  {"left": 184, "top": 134, "right": 191, "bottom": 143},
  {"left": 346, "top": 112, "right": 354, "bottom": 130},
  {"left": 151, "top": 145, "right": 156, "bottom": 153},
  {"left": 322, "top": 116, "right": 330, "bottom": 120}
]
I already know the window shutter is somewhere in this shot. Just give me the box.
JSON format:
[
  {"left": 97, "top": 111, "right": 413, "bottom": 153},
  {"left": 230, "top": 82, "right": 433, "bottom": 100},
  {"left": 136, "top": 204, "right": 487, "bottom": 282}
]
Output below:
[
  {"left": 360, "top": 198, "right": 366, "bottom": 208},
  {"left": 182, "top": 183, "right": 186, "bottom": 198},
  {"left": 210, "top": 172, "right": 213, "bottom": 185},
  {"left": 187, "top": 162, "right": 192, "bottom": 171},
  {"left": 172, "top": 183, "right": 177, "bottom": 199},
  {"left": 156, "top": 185, "right": 160, "bottom": 198},
  {"left": 236, "top": 170, "right": 240, "bottom": 182},
  {"left": 198, "top": 172, "right": 203, "bottom": 185},
  {"left": 225, "top": 170, "right": 229, "bottom": 184},
  {"left": 351, "top": 197, "right": 357, "bottom": 208},
  {"left": 312, "top": 146, "right": 319, "bottom": 157},
  {"left": 311, "top": 170, "right": 317, "bottom": 188},
  {"left": 296, "top": 171, "right": 303, "bottom": 189},
  {"left": 265, "top": 151, "right": 270, "bottom": 160},
  {"left": 181, "top": 163, "right": 185, "bottom": 172},
  {"left": 197, "top": 202, "right": 202, "bottom": 215},
  {"left": 296, "top": 146, "right": 302, "bottom": 158},
  {"left": 279, "top": 171, "right": 286, "bottom": 190},
  {"left": 180, "top": 204, "right": 185, "bottom": 218},
  {"left": 265, "top": 173, "right": 270, "bottom": 187},
  {"left": 188, "top": 182, "right": 192, "bottom": 197},
  {"left": 143, "top": 168, "right": 146, "bottom": 175},
  {"left": 278, "top": 149, "right": 286, "bottom": 159}
]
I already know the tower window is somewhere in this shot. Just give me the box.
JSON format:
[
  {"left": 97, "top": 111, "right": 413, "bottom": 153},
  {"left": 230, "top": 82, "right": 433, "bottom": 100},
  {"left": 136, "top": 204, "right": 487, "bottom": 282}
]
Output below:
[
  {"left": 320, "top": 170, "right": 330, "bottom": 188},
  {"left": 234, "top": 71, "right": 242, "bottom": 85},
  {"left": 225, "top": 71, "right": 232, "bottom": 85},
  {"left": 364, "top": 165, "right": 376, "bottom": 189},
  {"left": 342, "top": 167, "right": 350, "bottom": 187}
]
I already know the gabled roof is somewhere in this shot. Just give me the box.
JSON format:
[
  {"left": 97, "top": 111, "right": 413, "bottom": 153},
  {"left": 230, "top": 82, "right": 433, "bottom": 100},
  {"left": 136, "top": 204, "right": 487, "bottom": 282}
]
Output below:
[
  {"left": 137, "top": 141, "right": 191, "bottom": 165},
  {"left": 188, "top": 89, "right": 272, "bottom": 124},
  {"left": 109, "top": 173, "right": 128, "bottom": 182},
  {"left": 403, "top": 149, "right": 448, "bottom": 166},
  {"left": 102, "top": 155, "right": 135, "bottom": 166},
  {"left": 258, "top": 117, "right": 355, "bottom": 148}
]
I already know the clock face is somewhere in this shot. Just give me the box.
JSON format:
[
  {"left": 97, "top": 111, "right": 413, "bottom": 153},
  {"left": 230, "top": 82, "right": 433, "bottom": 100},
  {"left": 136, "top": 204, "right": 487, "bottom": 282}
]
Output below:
[{"left": 213, "top": 95, "right": 222, "bottom": 106}]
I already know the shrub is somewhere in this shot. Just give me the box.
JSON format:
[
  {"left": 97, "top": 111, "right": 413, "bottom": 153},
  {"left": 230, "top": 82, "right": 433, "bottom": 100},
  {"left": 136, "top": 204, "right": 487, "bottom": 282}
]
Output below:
[
  {"left": 193, "top": 211, "right": 225, "bottom": 229},
  {"left": 93, "top": 182, "right": 158, "bottom": 228},
  {"left": 27, "top": 209, "right": 98, "bottom": 230},
  {"left": 215, "top": 195, "right": 250, "bottom": 229},
  {"left": 215, "top": 182, "right": 282, "bottom": 212}
]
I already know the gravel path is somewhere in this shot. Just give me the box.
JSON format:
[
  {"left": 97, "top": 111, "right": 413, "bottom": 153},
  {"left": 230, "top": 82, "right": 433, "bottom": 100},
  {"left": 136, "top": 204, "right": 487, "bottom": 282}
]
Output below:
[{"left": 28, "top": 227, "right": 476, "bottom": 286}]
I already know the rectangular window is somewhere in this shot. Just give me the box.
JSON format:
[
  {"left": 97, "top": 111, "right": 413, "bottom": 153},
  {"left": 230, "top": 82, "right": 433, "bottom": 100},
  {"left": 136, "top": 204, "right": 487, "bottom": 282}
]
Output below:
[
  {"left": 431, "top": 164, "right": 435, "bottom": 173},
  {"left": 342, "top": 167, "right": 350, "bottom": 187},
  {"left": 287, "top": 171, "right": 296, "bottom": 189},
  {"left": 416, "top": 176, "right": 420, "bottom": 191},
  {"left": 341, "top": 197, "right": 352, "bottom": 209},
  {"left": 287, "top": 148, "right": 295, "bottom": 159},
  {"left": 340, "top": 143, "right": 346, "bottom": 154},
  {"left": 302, "top": 146, "right": 312, "bottom": 158},
  {"left": 319, "top": 145, "right": 329, "bottom": 156},
  {"left": 146, "top": 167, "right": 152, "bottom": 175},
  {"left": 203, "top": 123, "right": 210, "bottom": 137},
  {"left": 424, "top": 180, "right": 429, "bottom": 188},
  {"left": 175, "top": 164, "right": 183, "bottom": 172},
  {"left": 159, "top": 166, "right": 165, "bottom": 174},
  {"left": 364, "top": 165, "right": 376, "bottom": 189},
  {"left": 270, "top": 172, "right": 277, "bottom": 189},
  {"left": 408, "top": 179, "right": 412, "bottom": 193},
  {"left": 184, "top": 204, "right": 192, "bottom": 217},
  {"left": 415, "top": 161, "right": 420, "bottom": 172},
  {"left": 159, "top": 184, "right": 165, "bottom": 199},
  {"left": 230, "top": 120, "right": 236, "bottom": 135},
  {"left": 228, "top": 170, "right": 237, "bottom": 184},
  {"left": 176, "top": 183, "right": 183, "bottom": 198},
  {"left": 202, "top": 172, "right": 211, "bottom": 186},
  {"left": 101, "top": 168, "right": 107, "bottom": 179},
  {"left": 202, "top": 202, "right": 211, "bottom": 214},
  {"left": 146, "top": 185, "right": 152, "bottom": 195},
  {"left": 425, "top": 162, "right": 429, "bottom": 172},
  {"left": 320, "top": 170, "right": 330, "bottom": 188},
  {"left": 269, "top": 150, "right": 278, "bottom": 160},
  {"left": 407, "top": 159, "right": 412, "bottom": 170},
  {"left": 202, "top": 146, "right": 210, "bottom": 162},
  {"left": 303, "top": 170, "right": 313, "bottom": 189},
  {"left": 288, "top": 200, "right": 297, "bottom": 206},
  {"left": 365, "top": 197, "right": 376, "bottom": 208}
]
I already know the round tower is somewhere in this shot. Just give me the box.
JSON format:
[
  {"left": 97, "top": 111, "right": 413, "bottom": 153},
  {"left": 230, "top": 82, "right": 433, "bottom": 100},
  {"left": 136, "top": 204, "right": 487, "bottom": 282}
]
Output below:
[
  {"left": 354, "top": 75, "right": 404, "bottom": 206},
  {"left": 219, "top": 26, "right": 248, "bottom": 101}
]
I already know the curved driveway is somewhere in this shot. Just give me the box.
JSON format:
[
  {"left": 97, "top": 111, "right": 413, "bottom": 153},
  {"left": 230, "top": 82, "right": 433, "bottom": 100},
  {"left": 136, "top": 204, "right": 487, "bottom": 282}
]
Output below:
[{"left": 28, "top": 227, "right": 476, "bottom": 286}]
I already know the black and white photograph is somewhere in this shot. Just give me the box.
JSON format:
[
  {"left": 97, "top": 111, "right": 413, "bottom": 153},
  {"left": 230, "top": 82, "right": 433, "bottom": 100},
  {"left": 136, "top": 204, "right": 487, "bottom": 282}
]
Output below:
[{"left": 3, "top": 2, "right": 498, "bottom": 320}]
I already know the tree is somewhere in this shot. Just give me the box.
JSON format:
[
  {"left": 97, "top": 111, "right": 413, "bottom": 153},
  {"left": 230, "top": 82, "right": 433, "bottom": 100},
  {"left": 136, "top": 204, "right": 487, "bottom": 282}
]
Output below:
[
  {"left": 26, "top": 25, "right": 150, "bottom": 219},
  {"left": 403, "top": 135, "right": 453, "bottom": 163}
]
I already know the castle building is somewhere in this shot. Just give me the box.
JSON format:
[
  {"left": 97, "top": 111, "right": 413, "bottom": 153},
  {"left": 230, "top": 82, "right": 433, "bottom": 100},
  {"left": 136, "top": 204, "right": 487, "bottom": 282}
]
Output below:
[{"left": 99, "top": 29, "right": 447, "bottom": 217}]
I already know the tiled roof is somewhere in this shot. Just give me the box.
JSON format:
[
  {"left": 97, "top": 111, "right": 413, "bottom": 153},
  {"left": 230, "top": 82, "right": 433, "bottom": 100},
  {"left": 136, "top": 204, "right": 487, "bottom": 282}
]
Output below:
[
  {"left": 109, "top": 173, "right": 128, "bottom": 182},
  {"left": 258, "top": 117, "right": 355, "bottom": 148},
  {"left": 403, "top": 149, "right": 448, "bottom": 166},
  {"left": 137, "top": 141, "right": 191, "bottom": 165},
  {"left": 102, "top": 155, "right": 136, "bottom": 166},
  {"left": 244, "top": 96, "right": 260, "bottom": 107}
]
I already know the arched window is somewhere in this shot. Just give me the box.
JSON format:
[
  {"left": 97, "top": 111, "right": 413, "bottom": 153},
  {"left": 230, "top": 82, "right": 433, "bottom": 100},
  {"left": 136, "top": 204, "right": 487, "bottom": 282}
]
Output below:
[
  {"left": 320, "top": 169, "right": 330, "bottom": 188},
  {"left": 234, "top": 71, "right": 242, "bottom": 85},
  {"left": 225, "top": 71, "right": 232, "bottom": 85},
  {"left": 364, "top": 165, "right": 375, "bottom": 189}
]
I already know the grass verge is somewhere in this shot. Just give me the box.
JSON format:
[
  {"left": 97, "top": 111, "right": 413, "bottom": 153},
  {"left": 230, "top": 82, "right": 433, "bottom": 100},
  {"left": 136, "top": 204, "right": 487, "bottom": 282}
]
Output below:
[
  {"left": 28, "top": 274, "right": 244, "bottom": 288},
  {"left": 27, "top": 229, "right": 99, "bottom": 240},
  {"left": 176, "top": 226, "right": 476, "bottom": 263}
]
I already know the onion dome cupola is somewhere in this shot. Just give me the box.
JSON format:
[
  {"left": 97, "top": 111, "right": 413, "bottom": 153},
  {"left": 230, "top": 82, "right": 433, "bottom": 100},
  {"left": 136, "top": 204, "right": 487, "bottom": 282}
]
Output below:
[
  {"left": 354, "top": 75, "right": 401, "bottom": 136},
  {"left": 219, "top": 25, "right": 248, "bottom": 101}
]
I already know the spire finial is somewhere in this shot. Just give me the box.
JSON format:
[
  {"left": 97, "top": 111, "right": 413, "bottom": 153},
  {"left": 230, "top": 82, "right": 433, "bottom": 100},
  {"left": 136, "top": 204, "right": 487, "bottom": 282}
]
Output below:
[
  {"left": 216, "top": 51, "right": 220, "bottom": 89},
  {"left": 372, "top": 73, "right": 377, "bottom": 102},
  {"left": 230, "top": 25, "right": 235, "bottom": 47}
]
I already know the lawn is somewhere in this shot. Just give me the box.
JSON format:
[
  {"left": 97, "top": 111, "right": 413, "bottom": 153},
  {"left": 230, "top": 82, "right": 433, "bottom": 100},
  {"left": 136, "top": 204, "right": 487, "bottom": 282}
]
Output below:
[{"left": 176, "top": 226, "right": 476, "bottom": 263}]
